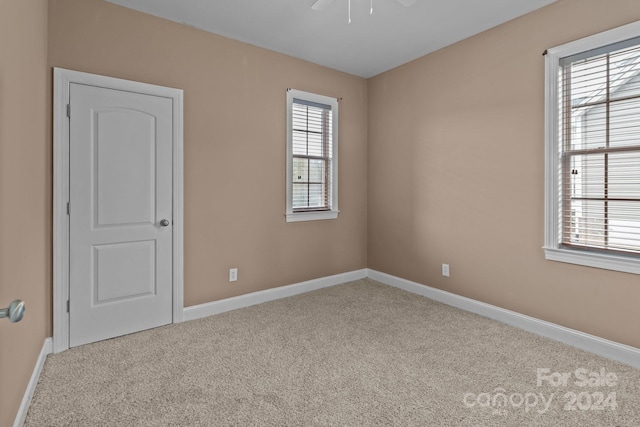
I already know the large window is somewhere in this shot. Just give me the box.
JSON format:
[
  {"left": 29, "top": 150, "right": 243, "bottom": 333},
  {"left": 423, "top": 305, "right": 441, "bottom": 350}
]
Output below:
[
  {"left": 544, "top": 21, "right": 640, "bottom": 274},
  {"left": 285, "top": 89, "right": 339, "bottom": 222}
]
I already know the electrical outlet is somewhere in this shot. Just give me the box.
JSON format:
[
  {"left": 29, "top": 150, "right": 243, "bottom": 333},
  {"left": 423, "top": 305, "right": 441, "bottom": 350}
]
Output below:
[
  {"left": 442, "top": 264, "right": 450, "bottom": 277},
  {"left": 229, "top": 268, "right": 238, "bottom": 282}
]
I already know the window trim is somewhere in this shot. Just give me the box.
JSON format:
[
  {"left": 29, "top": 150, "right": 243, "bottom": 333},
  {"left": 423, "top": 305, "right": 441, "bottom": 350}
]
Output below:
[
  {"left": 286, "top": 89, "right": 339, "bottom": 222},
  {"left": 544, "top": 20, "right": 640, "bottom": 275}
]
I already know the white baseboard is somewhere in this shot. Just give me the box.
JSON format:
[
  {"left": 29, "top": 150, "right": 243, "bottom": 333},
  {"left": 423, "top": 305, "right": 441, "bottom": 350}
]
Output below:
[
  {"left": 183, "top": 269, "right": 368, "bottom": 322},
  {"left": 14, "top": 337, "right": 52, "bottom": 427},
  {"left": 367, "top": 269, "right": 640, "bottom": 369}
]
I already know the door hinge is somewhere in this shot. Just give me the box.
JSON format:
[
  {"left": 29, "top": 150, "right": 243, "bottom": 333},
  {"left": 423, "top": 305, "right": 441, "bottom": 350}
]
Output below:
[
  {"left": 67, "top": 300, "right": 70, "bottom": 313},
  {"left": 66, "top": 202, "right": 70, "bottom": 215},
  {"left": 66, "top": 104, "right": 71, "bottom": 118}
]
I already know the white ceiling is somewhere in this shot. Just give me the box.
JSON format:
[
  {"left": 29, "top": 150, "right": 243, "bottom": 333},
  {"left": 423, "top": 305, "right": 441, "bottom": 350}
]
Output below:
[{"left": 105, "top": 0, "right": 557, "bottom": 78}]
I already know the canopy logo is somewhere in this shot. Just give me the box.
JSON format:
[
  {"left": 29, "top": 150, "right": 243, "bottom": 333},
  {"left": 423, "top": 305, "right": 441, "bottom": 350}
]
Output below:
[{"left": 462, "top": 367, "right": 618, "bottom": 416}]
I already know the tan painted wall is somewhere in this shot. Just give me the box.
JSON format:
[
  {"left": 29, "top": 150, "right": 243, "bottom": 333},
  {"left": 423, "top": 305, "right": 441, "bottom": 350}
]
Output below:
[
  {"left": 0, "top": 0, "right": 50, "bottom": 426},
  {"left": 368, "top": 0, "right": 640, "bottom": 349},
  {"left": 48, "top": 0, "right": 368, "bottom": 307}
]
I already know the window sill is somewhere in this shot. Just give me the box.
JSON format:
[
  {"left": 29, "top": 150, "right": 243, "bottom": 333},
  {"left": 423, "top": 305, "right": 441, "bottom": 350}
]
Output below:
[
  {"left": 543, "top": 246, "right": 640, "bottom": 275},
  {"left": 286, "top": 210, "right": 339, "bottom": 223}
]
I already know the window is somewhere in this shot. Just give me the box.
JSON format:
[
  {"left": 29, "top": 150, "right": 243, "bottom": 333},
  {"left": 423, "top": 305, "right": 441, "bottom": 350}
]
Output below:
[
  {"left": 544, "top": 21, "right": 640, "bottom": 274},
  {"left": 286, "top": 89, "right": 339, "bottom": 222}
]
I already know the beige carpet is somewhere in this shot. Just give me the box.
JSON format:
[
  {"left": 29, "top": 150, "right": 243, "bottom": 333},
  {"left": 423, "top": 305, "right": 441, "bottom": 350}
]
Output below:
[{"left": 25, "top": 279, "right": 640, "bottom": 426}]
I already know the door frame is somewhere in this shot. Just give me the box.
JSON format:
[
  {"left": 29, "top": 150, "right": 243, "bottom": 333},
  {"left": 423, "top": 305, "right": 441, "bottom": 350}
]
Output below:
[{"left": 53, "top": 68, "right": 184, "bottom": 353}]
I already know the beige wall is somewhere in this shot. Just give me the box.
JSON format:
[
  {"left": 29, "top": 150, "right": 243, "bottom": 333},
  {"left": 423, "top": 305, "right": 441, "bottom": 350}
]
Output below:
[
  {"left": 368, "top": 0, "right": 640, "bottom": 349},
  {"left": 48, "top": 0, "right": 369, "bottom": 307},
  {"left": 0, "top": 0, "right": 50, "bottom": 426}
]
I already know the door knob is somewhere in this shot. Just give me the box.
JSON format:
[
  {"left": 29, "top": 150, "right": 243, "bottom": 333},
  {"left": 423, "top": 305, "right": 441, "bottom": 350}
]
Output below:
[
  {"left": 0, "top": 300, "right": 25, "bottom": 323},
  {"left": 160, "top": 219, "right": 170, "bottom": 227}
]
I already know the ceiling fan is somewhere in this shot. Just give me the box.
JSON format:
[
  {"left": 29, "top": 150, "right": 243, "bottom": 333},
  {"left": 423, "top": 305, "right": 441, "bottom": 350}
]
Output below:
[
  {"left": 309, "top": 0, "right": 416, "bottom": 10},
  {"left": 310, "top": 0, "right": 416, "bottom": 22}
]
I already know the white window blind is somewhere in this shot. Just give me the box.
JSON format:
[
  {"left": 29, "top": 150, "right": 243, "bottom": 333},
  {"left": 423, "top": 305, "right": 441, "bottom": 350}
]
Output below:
[
  {"left": 285, "top": 89, "right": 338, "bottom": 222},
  {"left": 291, "top": 98, "right": 333, "bottom": 211},
  {"left": 559, "top": 37, "right": 640, "bottom": 256}
]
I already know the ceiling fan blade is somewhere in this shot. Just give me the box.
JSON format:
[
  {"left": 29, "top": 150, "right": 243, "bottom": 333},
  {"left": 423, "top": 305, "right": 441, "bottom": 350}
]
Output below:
[
  {"left": 396, "top": 0, "right": 416, "bottom": 6},
  {"left": 309, "top": 0, "right": 335, "bottom": 11}
]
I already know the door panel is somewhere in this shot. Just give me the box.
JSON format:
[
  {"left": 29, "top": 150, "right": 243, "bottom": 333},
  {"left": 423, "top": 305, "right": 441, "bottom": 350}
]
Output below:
[
  {"left": 93, "top": 240, "right": 156, "bottom": 304},
  {"left": 95, "top": 109, "right": 156, "bottom": 227},
  {"left": 69, "top": 83, "right": 173, "bottom": 348}
]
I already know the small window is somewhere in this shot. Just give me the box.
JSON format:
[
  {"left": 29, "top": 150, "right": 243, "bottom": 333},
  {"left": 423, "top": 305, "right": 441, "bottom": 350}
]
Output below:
[
  {"left": 544, "top": 21, "right": 640, "bottom": 274},
  {"left": 286, "top": 89, "right": 339, "bottom": 222}
]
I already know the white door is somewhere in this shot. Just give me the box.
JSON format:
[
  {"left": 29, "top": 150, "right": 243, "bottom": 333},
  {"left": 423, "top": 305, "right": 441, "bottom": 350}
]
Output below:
[{"left": 69, "top": 83, "right": 173, "bottom": 348}]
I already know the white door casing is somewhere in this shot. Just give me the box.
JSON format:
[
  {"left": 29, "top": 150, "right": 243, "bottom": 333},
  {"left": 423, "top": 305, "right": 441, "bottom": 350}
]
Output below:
[{"left": 54, "top": 68, "right": 184, "bottom": 352}]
